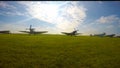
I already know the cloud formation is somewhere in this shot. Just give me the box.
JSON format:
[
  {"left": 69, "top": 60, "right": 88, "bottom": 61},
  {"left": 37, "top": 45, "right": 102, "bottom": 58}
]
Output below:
[
  {"left": 18, "top": 1, "right": 87, "bottom": 32},
  {"left": 96, "top": 15, "right": 120, "bottom": 24},
  {"left": 0, "top": 1, "right": 16, "bottom": 9},
  {"left": 0, "top": 1, "right": 27, "bottom": 16}
]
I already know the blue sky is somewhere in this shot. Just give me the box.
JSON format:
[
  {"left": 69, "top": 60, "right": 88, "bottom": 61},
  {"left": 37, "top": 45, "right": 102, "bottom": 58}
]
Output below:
[{"left": 0, "top": 1, "right": 120, "bottom": 35}]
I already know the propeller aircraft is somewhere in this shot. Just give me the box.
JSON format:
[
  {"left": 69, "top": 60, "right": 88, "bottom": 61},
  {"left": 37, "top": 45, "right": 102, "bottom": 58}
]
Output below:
[
  {"left": 93, "top": 32, "right": 106, "bottom": 37},
  {"left": 61, "top": 29, "right": 82, "bottom": 36},
  {"left": 19, "top": 25, "right": 48, "bottom": 35},
  {"left": 0, "top": 30, "right": 10, "bottom": 34},
  {"left": 92, "top": 33, "right": 116, "bottom": 38},
  {"left": 105, "top": 34, "right": 115, "bottom": 38}
]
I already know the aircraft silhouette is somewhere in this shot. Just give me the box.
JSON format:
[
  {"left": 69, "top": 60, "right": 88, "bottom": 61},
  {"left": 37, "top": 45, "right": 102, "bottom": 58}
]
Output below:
[
  {"left": 0, "top": 30, "right": 10, "bottom": 34},
  {"left": 93, "top": 32, "right": 106, "bottom": 37},
  {"left": 105, "top": 34, "right": 115, "bottom": 38},
  {"left": 61, "top": 29, "right": 81, "bottom": 36},
  {"left": 92, "top": 33, "right": 116, "bottom": 38},
  {"left": 19, "top": 25, "right": 48, "bottom": 35}
]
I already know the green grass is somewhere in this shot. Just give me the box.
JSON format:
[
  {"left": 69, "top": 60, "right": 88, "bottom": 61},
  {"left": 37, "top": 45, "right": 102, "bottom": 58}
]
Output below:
[{"left": 0, "top": 34, "right": 120, "bottom": 68}]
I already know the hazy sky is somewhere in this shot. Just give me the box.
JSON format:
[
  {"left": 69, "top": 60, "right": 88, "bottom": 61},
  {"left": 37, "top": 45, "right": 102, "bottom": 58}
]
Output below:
[{"left": 0, "top": 1, "right": 120, "bottom": 35}]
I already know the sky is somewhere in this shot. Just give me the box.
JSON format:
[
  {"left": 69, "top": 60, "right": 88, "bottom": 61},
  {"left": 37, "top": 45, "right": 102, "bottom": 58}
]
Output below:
[{"left": 0, "top": 1, "right": 120, "bottom": 35}]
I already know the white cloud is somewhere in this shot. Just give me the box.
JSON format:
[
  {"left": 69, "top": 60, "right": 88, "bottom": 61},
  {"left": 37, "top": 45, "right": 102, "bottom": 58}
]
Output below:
[
  {"left": 0, "top": 11, "right": 26, "bottom": 16},
  {"left": 82, "top": 15, "right": 120, "bottom": 35},
  {"left": 18, "top": 1, "right": 87, "bottom": 32},
  {"left": 0, "top": 1, "right": 28, "bottom": 16},
  {"left": 0, "top": 1, "right": 16, "bottom": 9},
  {"left": 96, "top": 15, "right": 120, "bottom": 24}
]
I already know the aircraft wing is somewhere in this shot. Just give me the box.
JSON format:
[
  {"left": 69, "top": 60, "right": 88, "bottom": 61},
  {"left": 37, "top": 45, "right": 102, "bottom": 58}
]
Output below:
[
  {"left": 61, "top": 32, "right": 71, "bottom": 35},
  {"left": 19, "top": 31, "right": 30, "bottom": 33},
  {"left": 105, "top": 34, "right": 115, "bottom": 37},
  {"left": 61, "top": 32, "right": 82, "bottom": 36},
  {"left": 34, "top": 31, "right": 48, "bottom": 34}
]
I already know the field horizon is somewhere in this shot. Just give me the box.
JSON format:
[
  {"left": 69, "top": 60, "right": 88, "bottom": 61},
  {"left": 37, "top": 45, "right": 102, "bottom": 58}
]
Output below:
[{"left": 0, "top": 34, "right": 120, "bottom": 68}]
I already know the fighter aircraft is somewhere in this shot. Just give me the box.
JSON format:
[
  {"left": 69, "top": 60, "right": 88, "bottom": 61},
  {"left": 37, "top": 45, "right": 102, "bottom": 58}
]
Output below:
[
  {"left": 93, "top": 32, "right": 106, "bottom": 37},
  {"left": 92, "top": 32, "right": 116, "bottom": 38},
  {"left": 61, "top": 29, "right": 82, "bottom": 36},
  {"left": 105, "top": 34, "right": 116, "bottom": 38},
  {"left": 19, "top": 25, "right": 48, "bottom": 35},
  {"left": 0, "top": 30, "right": 10, "bottom": 34}
]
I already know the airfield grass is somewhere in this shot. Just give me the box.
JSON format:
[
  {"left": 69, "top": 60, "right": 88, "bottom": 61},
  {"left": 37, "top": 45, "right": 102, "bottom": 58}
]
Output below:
[{"left": 0, "top": 34, "right": 120, "bottom": 68}]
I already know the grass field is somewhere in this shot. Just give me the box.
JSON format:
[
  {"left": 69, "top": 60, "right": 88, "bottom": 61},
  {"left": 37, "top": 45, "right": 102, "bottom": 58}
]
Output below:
[{"left": 0, "top": 34, "right": 120, "bottom": 68}]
